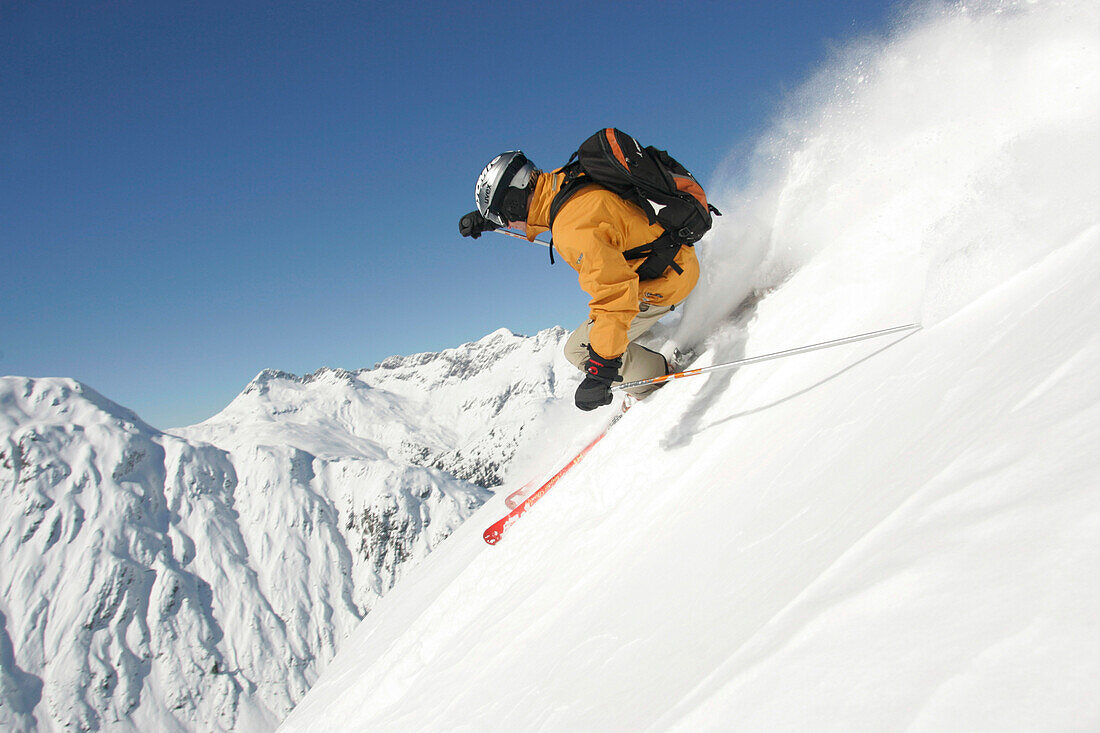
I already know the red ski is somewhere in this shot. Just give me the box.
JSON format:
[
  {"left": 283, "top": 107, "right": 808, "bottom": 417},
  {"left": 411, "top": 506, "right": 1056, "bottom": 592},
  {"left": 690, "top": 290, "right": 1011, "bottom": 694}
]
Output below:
[{"left": 483, "top": 429, "right": 610, "bottom": 545}]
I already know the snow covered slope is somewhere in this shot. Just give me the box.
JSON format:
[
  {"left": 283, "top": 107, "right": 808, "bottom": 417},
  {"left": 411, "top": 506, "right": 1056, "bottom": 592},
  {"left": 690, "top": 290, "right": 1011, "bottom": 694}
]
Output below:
[
  {"left": 0, "top": 328, "right": 573, "bottom": 731},
  {"left": 282, "top": 2, "right": 1100, "bottom": 730}
]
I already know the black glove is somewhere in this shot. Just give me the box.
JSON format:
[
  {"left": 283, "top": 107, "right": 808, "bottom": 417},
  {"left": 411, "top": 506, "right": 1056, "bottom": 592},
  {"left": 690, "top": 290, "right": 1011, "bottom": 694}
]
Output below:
[
  {"left": 575, "top": 346, "right": 623, "bottom": 411},
  {"left": 459, "top": 210, "right": 498, "bottom": 239}
]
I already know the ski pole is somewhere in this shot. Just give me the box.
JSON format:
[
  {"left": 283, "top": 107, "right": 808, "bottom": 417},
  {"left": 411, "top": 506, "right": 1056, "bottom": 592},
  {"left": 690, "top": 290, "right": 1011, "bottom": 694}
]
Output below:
[
  {"left": 491, "top": 227, "right": 551, "bottom": 248},
  {"left": 614, "top": 322, "right": 922, "bottom": 392}
]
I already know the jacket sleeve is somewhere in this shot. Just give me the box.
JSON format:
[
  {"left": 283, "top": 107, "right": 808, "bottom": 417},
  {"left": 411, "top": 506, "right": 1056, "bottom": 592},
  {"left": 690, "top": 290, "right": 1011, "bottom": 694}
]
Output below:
[{"left": 551, "top": 192, "right": 640, "bottom": 359}]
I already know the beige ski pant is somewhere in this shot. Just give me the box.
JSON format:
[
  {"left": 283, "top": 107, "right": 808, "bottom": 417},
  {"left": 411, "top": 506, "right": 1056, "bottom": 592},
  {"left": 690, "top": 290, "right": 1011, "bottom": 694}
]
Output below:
[{"left": 564, "top": 304, "right": 672, "bottom": 398}]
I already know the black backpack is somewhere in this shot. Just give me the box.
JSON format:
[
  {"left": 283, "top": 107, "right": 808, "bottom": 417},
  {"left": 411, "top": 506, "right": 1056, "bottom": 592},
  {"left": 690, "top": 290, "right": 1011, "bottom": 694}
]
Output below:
[{"left": 548, "top": 128, "right": 721, "bottom": 280}]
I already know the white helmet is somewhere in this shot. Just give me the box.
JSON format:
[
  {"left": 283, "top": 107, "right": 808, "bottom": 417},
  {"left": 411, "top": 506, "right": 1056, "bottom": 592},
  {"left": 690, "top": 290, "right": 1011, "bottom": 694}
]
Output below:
[{"left": 475, "top": 151, "right": 539, "bottom": 226}]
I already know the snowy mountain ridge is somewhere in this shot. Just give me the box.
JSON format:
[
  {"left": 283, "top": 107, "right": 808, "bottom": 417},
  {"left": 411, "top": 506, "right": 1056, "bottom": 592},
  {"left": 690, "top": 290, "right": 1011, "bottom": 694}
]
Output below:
[
  {"left": 0, "top": 327, "right": 574, "bottom": 732},
  {"left": 180, "top": 326, "right": 574, "bottom": 487}
]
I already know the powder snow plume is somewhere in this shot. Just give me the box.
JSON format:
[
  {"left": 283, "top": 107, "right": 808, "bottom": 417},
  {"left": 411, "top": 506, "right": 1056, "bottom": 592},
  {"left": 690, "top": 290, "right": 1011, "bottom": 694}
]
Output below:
[{"left": 675, "top": 0, "right": 1100, "bottom": 350}]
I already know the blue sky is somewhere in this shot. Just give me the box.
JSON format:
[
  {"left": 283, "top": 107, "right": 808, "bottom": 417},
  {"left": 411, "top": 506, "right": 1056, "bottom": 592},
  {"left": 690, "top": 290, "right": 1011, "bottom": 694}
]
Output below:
[{"left": 1, "top": 0, "right": 900, "bottom": 428}]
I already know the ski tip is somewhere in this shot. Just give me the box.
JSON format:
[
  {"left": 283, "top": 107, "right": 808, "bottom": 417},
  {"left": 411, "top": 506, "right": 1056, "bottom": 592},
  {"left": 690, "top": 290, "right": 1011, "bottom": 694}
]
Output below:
[{"left": 483, "top": 528, "right": 501, "bottom": 545}]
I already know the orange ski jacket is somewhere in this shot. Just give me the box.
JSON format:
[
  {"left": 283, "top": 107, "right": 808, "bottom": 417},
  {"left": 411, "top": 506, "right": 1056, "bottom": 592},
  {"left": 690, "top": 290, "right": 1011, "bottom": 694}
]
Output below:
[{"left": 524, "top": 171, "right": 699, "bottom": 359}]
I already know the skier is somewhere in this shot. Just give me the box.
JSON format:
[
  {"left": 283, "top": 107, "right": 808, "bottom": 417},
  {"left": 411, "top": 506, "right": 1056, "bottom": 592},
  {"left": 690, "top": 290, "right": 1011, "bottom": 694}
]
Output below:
[{"left": 459, "top": 150, "right": 700, "bottom": 411}]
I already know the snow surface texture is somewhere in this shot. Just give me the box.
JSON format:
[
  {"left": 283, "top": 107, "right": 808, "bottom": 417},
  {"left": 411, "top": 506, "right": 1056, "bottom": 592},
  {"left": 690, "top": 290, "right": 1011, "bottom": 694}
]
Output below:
[
  {"left": 0, "top": 328, "right": 577, "bottom": 731},
  {"left": 283, "top": 2, "right": 1100, "bottom": 731}
]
